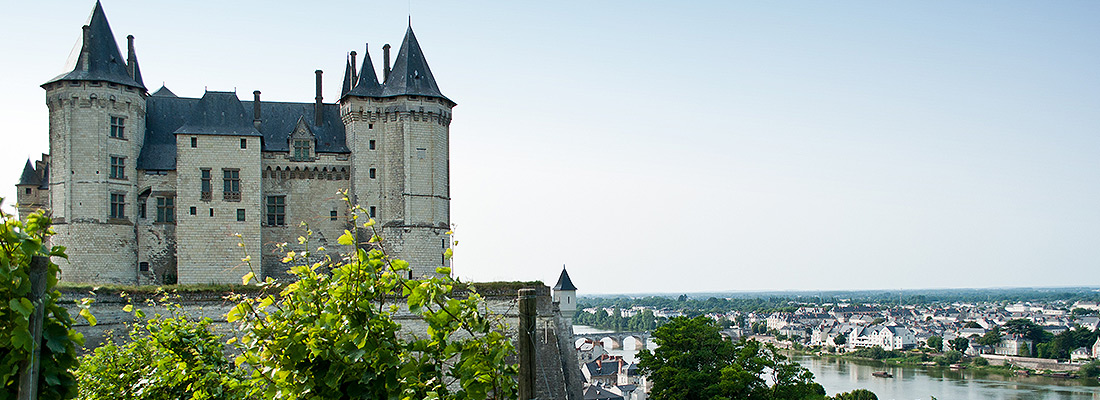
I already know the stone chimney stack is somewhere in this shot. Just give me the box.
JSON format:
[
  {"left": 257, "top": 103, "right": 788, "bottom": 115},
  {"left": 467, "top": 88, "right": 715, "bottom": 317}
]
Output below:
[
  {"left": 253, "top": 91, "right": 262, "bottom": 130},
  {"left": 81, "top": 25, "right": 91, "bottom": 72},
  {"left": 126, "top": 35, "right": 136, "bottom": 78},
  {"left": 314, "top": 70, "right": 323, "bottom": 126},
  {"left": 382, "top": 44, "right": 391, "bottom": 82},
  {"left": 350, "top": 51, "right": 358, "bottom": 84}
]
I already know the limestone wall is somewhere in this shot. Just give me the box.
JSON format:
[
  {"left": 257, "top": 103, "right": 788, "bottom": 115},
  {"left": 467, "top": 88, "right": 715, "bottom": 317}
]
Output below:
[{"left": 175, "top": 135, "right": 262, "bottom": 284}]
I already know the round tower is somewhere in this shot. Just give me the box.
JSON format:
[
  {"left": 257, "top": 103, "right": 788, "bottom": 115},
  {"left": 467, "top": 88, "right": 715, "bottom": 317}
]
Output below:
[
  {"left": 42, "top": 2, "right": 147, "bottom": 283},
  {"left": 341, "top": 27, "right": 456, "bottom": 279}
]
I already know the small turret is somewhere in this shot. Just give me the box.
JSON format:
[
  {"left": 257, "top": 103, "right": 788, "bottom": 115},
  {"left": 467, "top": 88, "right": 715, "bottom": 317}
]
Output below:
[{"left": 553, "top": 266, "right": 578, "bottom": 315}]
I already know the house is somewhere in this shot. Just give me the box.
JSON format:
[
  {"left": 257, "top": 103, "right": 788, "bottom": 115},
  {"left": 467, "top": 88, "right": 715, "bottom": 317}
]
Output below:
[
  {"left": 994, "top": 336, "right": 1033, "bottom": 357},
  {"left": 848, "top": 325, "right": 917, "bottom": 351}
]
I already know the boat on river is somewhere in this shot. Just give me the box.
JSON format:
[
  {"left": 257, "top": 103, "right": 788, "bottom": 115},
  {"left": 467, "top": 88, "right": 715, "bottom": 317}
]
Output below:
[{"left": 872, "top": 371, "right": 893, "bottom": 378}]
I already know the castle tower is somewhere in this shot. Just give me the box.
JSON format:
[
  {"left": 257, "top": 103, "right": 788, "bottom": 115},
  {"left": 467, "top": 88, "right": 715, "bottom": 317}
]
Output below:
[
  {"left": 15, "top": 159, "right": 48, "bottom": 221},
  {"left": 41, "top": 1, "right": 147, "bottom": 283},
  {"left": 341, "top": 26, "right": 455, "bottom": 278},
  {"left": 553, "top": 266, "right": 578, "bottom": 319}
]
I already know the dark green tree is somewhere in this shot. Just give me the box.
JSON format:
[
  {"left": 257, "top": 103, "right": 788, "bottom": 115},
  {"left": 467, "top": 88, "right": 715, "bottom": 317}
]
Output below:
[
  {"left": 976, "top": 327, "right": 1002, "bottom": 349},
  {"left": 638, "top": 317, "right": 826, "bottom": 400},
  {"left": 833, "top": 334, "right": 847, "bottom": 346},
  {"left": 949, "top": 337, "right": 969, "bottom": 353},
  {"left": 927, "top": 336, "right": 943, "bottom": 352},
  {"left": 831, "top": 389, "right": 877, "bottom": 400}
]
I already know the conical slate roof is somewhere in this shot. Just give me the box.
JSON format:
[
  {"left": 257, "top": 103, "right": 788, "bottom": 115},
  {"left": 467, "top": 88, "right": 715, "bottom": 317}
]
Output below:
[
  {"left": 17, "top": 160, "right": 42, "bottom": 187},
  {"left": 553, "top": 267, "right": 577, "bottom": 291},
  {"left": 43, "top": 1, "right": 145, "bottom": 90},
  {"left": 345, "top": 44, "right": 382, "bottom": 98},
  {"left": 174, "top": 91, "right": 262, "bottom": 136},
  {"left": 340, "top": 56, "right": 354, "bottom": 98},
  {"left": 381, "top": 26, "right": 448, "bottom": 101}
]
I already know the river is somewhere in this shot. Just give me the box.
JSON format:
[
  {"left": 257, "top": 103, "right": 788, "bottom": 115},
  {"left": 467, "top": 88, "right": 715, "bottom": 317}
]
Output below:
[
  {"left": 574, "top": 326, "right": 1099, "bottom": 399},
  {"left": 794, "top": 355, "right": 1098, "bottom": 400}
]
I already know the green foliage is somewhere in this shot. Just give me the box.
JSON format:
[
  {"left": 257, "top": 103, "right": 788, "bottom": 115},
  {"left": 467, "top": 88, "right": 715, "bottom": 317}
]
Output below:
[
  {"left": 847, "top": 346, "right": 902, "bottom": 360},
  {"left": 1002, "top": 319, "right": 1048, "bottom": 344},
  {"left": 933, "top": 350, "right": 963, "bottom": 366},
  {"left": 972, "top": 356, "right": 988, "bottom": 366},
  {"left": 831, "top": 389, "right": 878, "bottom": 400},
  {"left": 833, "top": 334, "right": 847, "bottom": 346},
  {"left": 75, "top": 296, "right": 250, "bottom": 400},
  {"left": 927, "top": 336, "right": 943, "bottom": 352},
  {"left": 0, "top": 205, "right": 82, "bottom": 400},
  {"left": 1035, "top": 326, "right": 1098, "bottom": 360},
  {"left": 229, "top": 199, "right": 516, "bottom": 400},
  {"left": 976, "top": 327, "right": 1002, "bottom": 348},
  {"left": 1080, "top": 360, "right": 1100, "bottom": 378},
  {"left": 949, "top": 337, "right": 969, "bottom": 353},
  {"left": 638, "top": 316, "right": 826, "bottom": 400},
  {"left": 573, "top": 306, "right": 663, "bottom": 332}
]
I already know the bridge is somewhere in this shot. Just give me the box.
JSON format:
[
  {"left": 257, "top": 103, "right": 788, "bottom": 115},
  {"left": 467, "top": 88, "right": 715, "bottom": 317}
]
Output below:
[{"left": 571, "top": 331, "right": 652, "bottom": 350}]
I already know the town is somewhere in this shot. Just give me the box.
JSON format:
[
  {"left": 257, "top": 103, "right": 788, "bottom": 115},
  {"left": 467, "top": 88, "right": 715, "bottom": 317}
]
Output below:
[{"left": 571, "top": 289, "right": 1100, "bottom": 400}]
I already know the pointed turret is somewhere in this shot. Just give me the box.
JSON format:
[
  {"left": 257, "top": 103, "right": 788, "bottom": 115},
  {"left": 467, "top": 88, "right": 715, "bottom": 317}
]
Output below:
[
  {"left": 340, "top": 55, "right": 354, "bottom": 98},
  {"left": 553, "top": 266, "right": 578, "bottom": 315},
  {"left": 17, "top": 160, "right": 42, "bottom": 187},
  {"left": 345, "top": 44, "right": 382, "bottom": 98},
  {"left": 43, "top": 1, "right": 145, "bottom": 90},
  {"left": 381, "top": 26, "right": 447, "bottom": 100},
  {"left": 150, "top": 85, "right": 177, "bottom": 97}
]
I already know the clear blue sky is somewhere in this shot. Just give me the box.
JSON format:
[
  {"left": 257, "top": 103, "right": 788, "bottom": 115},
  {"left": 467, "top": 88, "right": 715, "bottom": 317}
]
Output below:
[{"left": 2, "top": 1, "right": 1098, "bottom": 293}]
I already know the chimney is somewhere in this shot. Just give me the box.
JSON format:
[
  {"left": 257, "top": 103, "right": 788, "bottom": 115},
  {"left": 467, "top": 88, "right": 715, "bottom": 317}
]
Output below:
[
  {"left": 382, "top": 44, "right": 391, "bottom": 82},
  {"left": 350, "top": 51, "right": 358, "bottom": 84},
  {"left": 253, "top": 91, "right": 262, "bottom": 130},
  {"left": 81, "top": 25, "right": 91, "bottom": 72},
  {"left": 314, "top": 70, "right": 323, "bottom": 126},
  {"left": 126, "top": 35, "right": 136, "bottom": 78}
]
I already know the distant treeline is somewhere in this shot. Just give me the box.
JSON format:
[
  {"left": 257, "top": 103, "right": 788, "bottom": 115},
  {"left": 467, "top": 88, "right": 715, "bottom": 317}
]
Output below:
[
  {"left": 582, "top": 287, "right": 1100, "bottom": 309},
  {"left": 573, "top": 307, "right": 664, "bottom": 332}
]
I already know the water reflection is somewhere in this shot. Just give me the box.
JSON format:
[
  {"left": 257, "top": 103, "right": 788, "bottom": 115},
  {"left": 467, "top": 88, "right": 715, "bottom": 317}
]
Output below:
[{"left": 793, "top": 355, "right": 1099, "bottom": 400}]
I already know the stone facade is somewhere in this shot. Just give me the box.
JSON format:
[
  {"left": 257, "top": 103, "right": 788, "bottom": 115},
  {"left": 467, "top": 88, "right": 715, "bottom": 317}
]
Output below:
[{"left": 17, "top": 2, "right": 455, "bottom": 284}]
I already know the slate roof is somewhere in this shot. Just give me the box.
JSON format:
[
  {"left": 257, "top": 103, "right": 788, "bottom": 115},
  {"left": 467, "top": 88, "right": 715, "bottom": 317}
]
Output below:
[
  {"left": 137, "top": 93, "right": 348, "bottom": 171},
  {"left": 174, "top": 91, "right": 262, "bottom": 137},
  {"left": 43, "top": 1, "right": 144, "bottom": 90},
  {"left": 344, "top": 44, "right": 383, "bottom": 98},
  {"left": 582, "top": 386, "right": 623, "bottom": 400},
  {"left": 151, "top": 85, "right": 177, "bottom": 97},
  {"left": 554, "top": 267, "right": 577, "bottom": 291},
  {"left": 380, "top": 26, "right": 449, "bottom": 101},
  {"left": 18, "top": 160, "right": 42, "bottom": 187}
]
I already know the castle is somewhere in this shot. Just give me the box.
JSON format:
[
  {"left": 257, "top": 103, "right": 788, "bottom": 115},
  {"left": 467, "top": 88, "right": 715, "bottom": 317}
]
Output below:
[{"left": 16, "top": 1, "right": 454, "bottom": 284}]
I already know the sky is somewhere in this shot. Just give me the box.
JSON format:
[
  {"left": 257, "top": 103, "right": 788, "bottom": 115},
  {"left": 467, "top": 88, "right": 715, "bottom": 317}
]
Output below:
[{"left": 1, "top": 1, "right": 1099, "bottom": 294}]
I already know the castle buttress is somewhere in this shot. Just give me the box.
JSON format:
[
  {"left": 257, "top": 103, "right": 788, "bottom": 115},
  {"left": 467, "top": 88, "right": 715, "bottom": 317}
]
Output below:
[{"left": 18, "top": 1, "right": 455, "bottom": 284}]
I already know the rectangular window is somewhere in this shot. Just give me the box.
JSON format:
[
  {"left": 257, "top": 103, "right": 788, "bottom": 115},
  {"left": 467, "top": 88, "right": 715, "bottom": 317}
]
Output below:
[
  {"left": 240, "top": 138, "right": 247, "bottom": 149},
  {"left": 369, "top": 139, "right": 376, "bottom": 150},
  {"left": 156, "top": 196, "right": 175, "bottom": 223},
  {"left": 237, "top": 209, "right": 246, "bottom": 222},
  {"left": 330, "top": 210, "right": 338, "bottom": 221},
  {"left": 109, "top": 156, "right": 126, "bottom": 179},
  {"left": 223, "top": 169, "right": 240, "bottom": 201},
  {"left": 139, "top": 262, "right": 149, "bottom": 272},
  {"left": 200, "top": 169, "right": 211, "bottom": 201},
  {"left": 209, "top": 208, "right": 214, "bottom": 217},
  {"left": 266, "top": 196, "right": 285, "bottom": 226},
  {"left": 189, "top": 206, "right": 196, "bottom": 215},
  {"left": 369, "top": 168, "right": 376, "bottom": 179},
  {"left": 139, "top": 199, "right": 146, "bottom": 219},
  {"left": 110, "top": 193, "right": 126, "bottom": 219},
  {"left": 191, "top": 137, "right": 197, "bottom": 148},
  {"left": 293, "top": 140, "right": 310, "bottom": 160},
  {"left": 416, "top": 148, "right": 426, "bottom": 160},
  {"left": 369, "top": 206, "right": 376, "bottom": 218},
  {"left": 110, "top": 116, "right": 125, "bottom": 138}
]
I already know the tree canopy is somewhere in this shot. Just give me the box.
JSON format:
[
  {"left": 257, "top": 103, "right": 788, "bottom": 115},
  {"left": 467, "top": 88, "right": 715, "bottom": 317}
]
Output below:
[{"left": 638, "top": 316, "right": 827, "bottom": 400}]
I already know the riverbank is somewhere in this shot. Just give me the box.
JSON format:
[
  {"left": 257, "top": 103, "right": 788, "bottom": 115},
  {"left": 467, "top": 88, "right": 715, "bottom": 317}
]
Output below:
[{"left": 788, "top": 347, "right": 1097, "bottom": 382}]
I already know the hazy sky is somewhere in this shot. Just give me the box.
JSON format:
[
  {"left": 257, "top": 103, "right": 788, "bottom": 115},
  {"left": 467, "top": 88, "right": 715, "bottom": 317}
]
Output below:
[{"left": 2, "top": 1, "right": 1098, "bottom": 294}]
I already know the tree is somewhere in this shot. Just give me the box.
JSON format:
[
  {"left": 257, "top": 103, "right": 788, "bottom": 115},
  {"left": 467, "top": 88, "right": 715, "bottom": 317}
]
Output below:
[
  {"left": 638, "top": 316, "right": 826, "bottom": 400},
  {"left": 949, "top": 336, "right": 969, "bottom": 353},
  {"left": 1, "top": 207, "right": 84, "bottom": 400},
  {"left": 963, "top": 321, "right": 981, "bottom": 329},
  {"left": 976, "top": 327, "right": 1002, "bottom": 350},
  {"left": 1003, "top": 319, "right": 1047, "bottom": 344},
  {"left": 927, "top": 336, "right": 943, "bottom": 352},
  {"left": 833, "top": 334, "right": 847, "bottom": 346},
  {"left": 831, "top": 389, "right": 877, "bottom": 400}
]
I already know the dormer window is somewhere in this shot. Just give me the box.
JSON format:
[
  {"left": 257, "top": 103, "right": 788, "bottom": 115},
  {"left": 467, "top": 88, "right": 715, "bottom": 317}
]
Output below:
[{"left": 293, "top": 140, "right": 311, "bottom": 161}]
